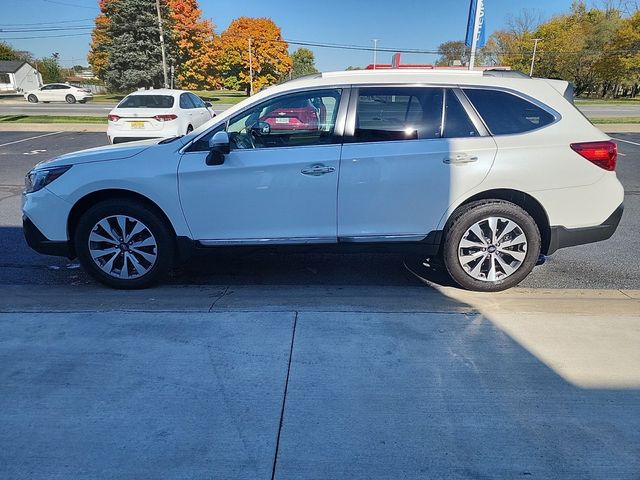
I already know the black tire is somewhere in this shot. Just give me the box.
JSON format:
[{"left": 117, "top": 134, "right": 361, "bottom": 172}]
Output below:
[
  {"left": 27, "top": 94, "right": 38, "bottom": 103},
  {"left": 74, "top": 199, "right": 174, "bottom": 289},
  {"left": 66, "top": 94, "right": 76, "bottom": 104},
  {"left": 442, "top": 200, "right": 541, "bottom": 292},
  {"left": 186, "top": 124, "right": 193, "bottom": 134}
]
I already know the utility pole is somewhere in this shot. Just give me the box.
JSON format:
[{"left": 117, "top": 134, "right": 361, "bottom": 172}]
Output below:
[
  {"left": 469, "top": 0, "right": 484, "bottom": 70},
  {"left": 373, "top": 39, "right": 379, "bottom": 69},
  {"left": 530, "top": 38, "right": 541, "bottom": 77},
  {"left": 248, "top": 37, "right": 254, "bottom": 95},
  {"left": 155, "top": 0, "right": 169, "bottom": 88}
]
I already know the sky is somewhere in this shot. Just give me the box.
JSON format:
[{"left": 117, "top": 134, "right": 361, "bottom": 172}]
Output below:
[{"left": 0, "top": 0, "right": 579, "bottom": 69}]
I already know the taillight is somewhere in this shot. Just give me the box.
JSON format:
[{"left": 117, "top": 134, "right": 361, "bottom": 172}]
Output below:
[
  {"left": 108, "top": 114, "right": 120, "bottom": 122},
  {"left": 153, "top": 114, "right": 177, "bottom": 122},
  {"left": 570, "top": 141, "right": 617, "bottom": 171}
]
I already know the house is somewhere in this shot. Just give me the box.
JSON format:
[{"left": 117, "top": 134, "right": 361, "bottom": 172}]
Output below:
[{"left": 0, "top": 61, "right": 42, "bottom": 94}]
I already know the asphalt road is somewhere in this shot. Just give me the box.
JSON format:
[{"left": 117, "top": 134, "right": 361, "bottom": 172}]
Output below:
[
  {"left": 0, "top": 130, "right": 638, "bottom": 289},
  {"left": 0, "top": 101, "right": 234, "bottom": 116},
  {"left": 577, "top": 103, "right": 640, "bottom": 118}
]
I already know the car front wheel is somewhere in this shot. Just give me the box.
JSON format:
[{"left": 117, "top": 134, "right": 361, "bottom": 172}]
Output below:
[
  {"left": 74, "top": 200, "right": 174, "bottom": 289},
  {"left": 442, "top": 200, "right": 541, "bottom": 292},
  {"left": 66, "top": 94, "right": 76, "bottom": 104},
  {"left": 27, "top": 94, "right": 38, "bottom": 103}
]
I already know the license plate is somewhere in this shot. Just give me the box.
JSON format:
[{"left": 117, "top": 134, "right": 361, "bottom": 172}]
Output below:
[
  {"left": 130, "top": 121, "right": 145, "bottom": 129},
  {"left": 275, "top": 117, "right": 290, "bottom": 124}
]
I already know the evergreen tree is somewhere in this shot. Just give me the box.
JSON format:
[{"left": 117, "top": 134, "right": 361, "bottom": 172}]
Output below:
[
  {"left": 290, "top": 48, "right": 318, "bottom": 79},
  {"left": 104, "top": 0, "right": 176, "bottom": 91}
]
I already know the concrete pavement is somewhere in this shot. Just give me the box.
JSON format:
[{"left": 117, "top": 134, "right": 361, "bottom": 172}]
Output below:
[{"left": 1, "top": 285, "right": 639, "bottom": 479}]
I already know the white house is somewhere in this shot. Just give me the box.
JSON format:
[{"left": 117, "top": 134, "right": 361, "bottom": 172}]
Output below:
[{"left": 0, "top": 61, "right": 42, "bottom": 94}]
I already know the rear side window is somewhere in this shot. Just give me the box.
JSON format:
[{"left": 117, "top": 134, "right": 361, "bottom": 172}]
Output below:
[
  {"left": 118, "top": 95, "right": 175, "bottom": 108},
  {"left": 354, "top": 87, "right": 444, "bottom": 142},
  {"left": 463, "top": 89, "right": 555, "bottom": 135}
]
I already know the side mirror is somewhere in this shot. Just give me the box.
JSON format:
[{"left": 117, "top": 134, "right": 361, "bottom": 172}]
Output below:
[
  {"left": 204, "top": 101, "right": 213, "bottom": 108},
  {"left": 206, "top": 131, "right": 230, "bottom": 166}
]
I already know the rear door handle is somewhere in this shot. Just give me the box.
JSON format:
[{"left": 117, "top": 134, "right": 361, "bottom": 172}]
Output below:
[
  {"left": 443, "top": 154, "right": 479, "bottom": 165},
  {"left": 301, "top": 164, "right": 336, "bottom": 176}
]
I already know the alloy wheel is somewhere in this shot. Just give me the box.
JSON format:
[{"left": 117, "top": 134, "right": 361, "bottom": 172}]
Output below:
[
  {"left": 87, "top": 215, "right": 158, "bottom": 279},
  {"left": 457, "top": 216, "right": 528, "bottom": 282}
]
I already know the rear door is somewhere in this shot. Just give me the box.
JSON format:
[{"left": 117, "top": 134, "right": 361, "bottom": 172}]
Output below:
[
  {"left": 338, "top": 86, "right": 497, "bottom": 240},
  {"left": 188, "top": 93, "right": 212, "bottom": 127}
]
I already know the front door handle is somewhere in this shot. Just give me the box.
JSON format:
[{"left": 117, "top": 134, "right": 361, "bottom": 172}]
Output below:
[
  {"left": 301, "top": 164, "right": 336, "bottom": 176},
  {"left": 443, "top": 154, "right": 479, "bottom": 165}
]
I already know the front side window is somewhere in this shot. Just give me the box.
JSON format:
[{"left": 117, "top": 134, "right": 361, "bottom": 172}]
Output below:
[
  {"left": 463, "top": 88, "right": 556, "bottom": 135},
  {"left": 118, "top": 95, "right": 175, "bottom": 108},
  {"left": 189, "top": 93, "right": 206, "bottom": 108},
  {"left": 226, "top": 89, "right": 342, "bottom": 150},
  {"left": 353, "top": 87, "right": 444, "bottom": 142},
  {"left": 443, "top": 90, "right": 479, "bottom": 138}
]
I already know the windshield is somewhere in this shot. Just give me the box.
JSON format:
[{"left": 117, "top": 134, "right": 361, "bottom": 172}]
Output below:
[{"left": 118, "top": 95, "right": 175, "bottom": 109}]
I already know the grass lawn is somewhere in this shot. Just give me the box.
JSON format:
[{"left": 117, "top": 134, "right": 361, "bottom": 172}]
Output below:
[
  {"left": 0, "top": 115, "right": 107, "bottom": 124},
  {"left": 92, "top": 90, "right": 249, "bottom": 105},
  {"left": 590, "top": 117, "right": 640, "bottom": 124}
]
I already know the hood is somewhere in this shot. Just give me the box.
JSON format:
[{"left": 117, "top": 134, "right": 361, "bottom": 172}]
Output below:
[{"left": 33, "top": 138, "right": 177, "bottom": 169}]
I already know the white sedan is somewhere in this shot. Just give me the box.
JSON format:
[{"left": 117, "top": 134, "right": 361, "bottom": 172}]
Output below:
[
  {"left": 24, "top": 83, "right": 93, "bottom": 104},
  {"left": 107, "top": 89, "right": 215, "bottom": 144}
]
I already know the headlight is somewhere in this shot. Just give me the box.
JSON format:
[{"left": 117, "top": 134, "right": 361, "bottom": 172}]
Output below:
[{"left": 24, "top": 165, "right": 72, "bottom": 194}]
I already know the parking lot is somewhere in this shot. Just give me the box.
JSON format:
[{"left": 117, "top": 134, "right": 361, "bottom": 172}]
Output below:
[{"left": 1, "top": 130, "right": 639, "bottom": 478}]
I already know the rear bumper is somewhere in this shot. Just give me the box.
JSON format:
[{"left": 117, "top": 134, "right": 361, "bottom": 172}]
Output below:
[
  {"left": 23, "top": 216, "right": 74, "bottom": 258},
  {"left": 547, "top": 204, "right": 623, "bottom": 255}
]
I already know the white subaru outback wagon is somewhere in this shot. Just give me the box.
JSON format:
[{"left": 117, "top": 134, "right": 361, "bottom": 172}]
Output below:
[{"left": 23, "top": 69, "right": 624, "bottom": 291}]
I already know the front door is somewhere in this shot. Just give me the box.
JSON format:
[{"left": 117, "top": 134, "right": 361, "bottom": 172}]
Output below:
[
  {"left": 178, "top": 88, "right": 347, "bottom": 243},
  {"left": 338, "top": 86, "right": 497, "bottom": 240}
]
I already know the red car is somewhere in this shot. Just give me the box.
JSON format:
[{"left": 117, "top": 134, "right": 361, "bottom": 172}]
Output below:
[{"left": 260, "top": 97, "right": 326, "bottom": 131}]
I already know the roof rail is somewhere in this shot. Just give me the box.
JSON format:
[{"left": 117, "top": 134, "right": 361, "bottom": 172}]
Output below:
[
  {"left": 483, "top": 69, "right": 531, "bottom": 79},
  {"left": 322, "top": 69, "right": 484, "bottom": 78}
]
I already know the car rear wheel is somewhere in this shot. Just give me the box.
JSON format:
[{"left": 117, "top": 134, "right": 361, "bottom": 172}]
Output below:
[
  {"left": 442, "top": 200, "right": 541, "bottom": 292},
  {"left": 74, "top": 200, "right": 174, "bottom": 289},
  {"left": 66, "top": 94, "right": 76, "bottom": 104},
  {"left": 186, "top": 124, "right": 193, "bottom": 134},
  {"left": 27, "top": 94, "right": 38, "bottom": 103}
]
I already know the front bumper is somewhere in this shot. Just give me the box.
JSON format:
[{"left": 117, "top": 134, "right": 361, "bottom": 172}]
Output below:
[
  {"left": 23, "top": 216, "right": 74, "bottom": 258},
  {"left": 547, "top": 204, "right": 624, "bottom": 255}
]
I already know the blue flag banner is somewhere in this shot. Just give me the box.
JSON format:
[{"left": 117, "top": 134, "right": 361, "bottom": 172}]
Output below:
[{"left": 465, "top": 0, "right": 486, "bottom": 49}]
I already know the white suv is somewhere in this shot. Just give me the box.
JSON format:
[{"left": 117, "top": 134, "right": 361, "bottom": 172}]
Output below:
[{"left": 22, "top": 70, "right": 624, "bottom": 291}]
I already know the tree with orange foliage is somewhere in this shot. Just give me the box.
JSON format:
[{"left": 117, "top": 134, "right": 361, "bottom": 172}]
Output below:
[
  {"left": 88, "top": 0, "right": 110, "bottom": 80},
  {"left": 216, "top": 17, "right": 292, "bottom": 94},
  {"left": 166, "top": 0, "right": 218, "bottom": 89}
]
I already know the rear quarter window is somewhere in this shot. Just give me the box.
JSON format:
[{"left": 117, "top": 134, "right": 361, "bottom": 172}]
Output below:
[{"left": 463, "top": 89, "right": 556, "bottom": 135}]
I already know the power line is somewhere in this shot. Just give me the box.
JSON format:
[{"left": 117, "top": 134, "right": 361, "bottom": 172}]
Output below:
[
  {"left": 42, "top": 0, "right": 98, "bottom": 9},
  {"left": 0, "top": 18, "right": 95, "bottom": 26},
  {"left": 0, "top": 32, "right": 92, "bottom": 40},
  {"left": 0, "top": 26, "right": 93, "bottom": 32}
]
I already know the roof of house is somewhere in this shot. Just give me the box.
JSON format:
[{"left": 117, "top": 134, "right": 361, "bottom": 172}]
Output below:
[{"left": 0, "top": 60, "right": 28, "bottom": 73}]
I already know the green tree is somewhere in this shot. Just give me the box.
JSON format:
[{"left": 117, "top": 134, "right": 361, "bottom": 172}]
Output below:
[
  {"left": 104, "top": 0, "right": 176, "bottom": 91},
  {"left": 38, "top": 53, "right": 62, "bottom": 84},
  {"left": 290, "top": 48, "right": 318, "bottom": 78},
  {"left": 436, "top": 41, "right": 468, "bottom": 66},
  {"left": 0, "top": 42, "right": 19, "bottom": 61}
]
